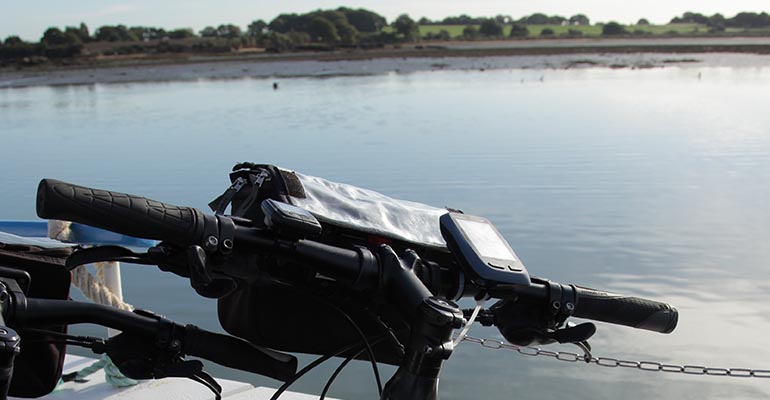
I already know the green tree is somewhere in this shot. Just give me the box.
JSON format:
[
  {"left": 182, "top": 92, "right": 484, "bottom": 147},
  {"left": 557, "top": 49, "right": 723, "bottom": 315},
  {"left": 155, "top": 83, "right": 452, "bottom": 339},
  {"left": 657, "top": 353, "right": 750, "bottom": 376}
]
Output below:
[
  {"left": 129, "top": 26, "right": 167, "bottom": 41},
  {"left": 708, "top": 13, "right": 726, "bottom": 27},
  {"left": 567, "top": 29, "right": 583, "bottom": 36},
  {"left": 338, "top": 8, "right": 387, "bottom": 32},
  {"left": 4, "top": 36, "right": 23, "bottom": 46},
  {"left": 495, "top": 15, "right": 512, "bottom": 24},
  {"left": 441, "top": 15, "right": 481, "bottom": 25},
  {"left": 569, "top": 14, "right": 590, "bottom": 25},
  {"left": 267, "top": 32, "right": 294, "bottom": 52},
  {"left": 708, "top": 24, "right": 726, "bottom": 33},
  {"left": 520, "top": 13, "right": 566, "bottom": 25},
  {"left": 268, "top": 14, "right": 301, "bottom": 33},
  {"left": 79, "top": 23, "right": 90, "bottom": 41},
  {"left": 335, "top": 20, "right": 359, "bottom": 45},
  {"left": 1, "top": 36, "right": 37, "bottom": 59},
  {"left": 462, "top": 25, "right": 478, "bottom": 40},
  {"left": 509, "top": 24, "right": 529, "bottom": 37},
  {"left": 41, "top": 27, "right": 66, "bottom": 45},
  {"left": 521, "top": 13, "right": 549, "bottom": 24},
  {"left": 168, "top": 29, "right": 195, "bottom": 39},
  {"left": 602, "top": 22, "right": 627, "bottom": 35},
  {"left": 248, "top": 20, "right": 268, "bottom": 37},
  {"left": 200, "top": 26, "right": 217, "bottom": 37},
  {"left": 42, "top": 27, "right": 82, "bottom": 46},
  {"left": 637, "top": 18, "right": 650, "bottom": 25},
  {"left": 217, "top": 24, "right": 242, "bottom": 39},
  {"left": 479, "top": 18, "right": 504, "bottom": 37},
  {"left": 729, "top": 12, "right": 770, "bottom": 28},
  {"left": 393, "top": 14, "right": 419, "bottom": 41},
  {"left": 540, "top": 28, "right": 555, "bottom": 36},
  {"left": 94, "top": 25, "right": 138, "bottom": 42},
  {"left": 308, "top": 17, "right": 339, "bottom": 43},
  {"left": 36, "top": 27, "right": 83, "bottom": 58},
  {"left": 62, "top": 23, "right": 90, "bottom": 43},
  {"left": 65, "top": 27, "right": 84, "bottom": 43},
  {"left": 671, "top": 12, "right": 710, "bottom": 24}
]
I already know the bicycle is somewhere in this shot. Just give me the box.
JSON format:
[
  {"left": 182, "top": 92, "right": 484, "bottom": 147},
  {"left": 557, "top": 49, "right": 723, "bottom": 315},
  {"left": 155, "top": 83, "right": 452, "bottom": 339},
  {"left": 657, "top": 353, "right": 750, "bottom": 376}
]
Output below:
[{"left": 0, "top": 172, "right": 678, "bottom": 399}]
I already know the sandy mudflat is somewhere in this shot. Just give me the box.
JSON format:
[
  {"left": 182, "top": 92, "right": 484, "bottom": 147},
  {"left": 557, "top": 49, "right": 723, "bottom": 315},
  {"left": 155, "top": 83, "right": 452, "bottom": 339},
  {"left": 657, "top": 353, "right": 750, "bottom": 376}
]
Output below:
[{"left": 2, "top": 37, "right": 770, "bottom": 89}]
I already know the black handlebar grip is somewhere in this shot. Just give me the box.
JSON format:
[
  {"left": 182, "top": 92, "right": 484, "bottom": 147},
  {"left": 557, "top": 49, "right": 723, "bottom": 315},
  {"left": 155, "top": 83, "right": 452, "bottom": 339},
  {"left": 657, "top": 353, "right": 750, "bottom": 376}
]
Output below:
[
  {"left": 183, "top": 325, "right": 298, "bottom": 381},
  {"left": 572, "top": 286, "right": 678, "bottom": 334},
  {"left": 36, "top": 178, "right": 208, "bottom": 245}
]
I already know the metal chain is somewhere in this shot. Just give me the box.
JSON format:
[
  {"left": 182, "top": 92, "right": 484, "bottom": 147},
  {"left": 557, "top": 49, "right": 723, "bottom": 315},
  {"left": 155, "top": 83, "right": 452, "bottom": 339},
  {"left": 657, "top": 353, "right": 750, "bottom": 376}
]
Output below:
[{"left": 461, "top": 335, "right": 770, "bottom": 378}]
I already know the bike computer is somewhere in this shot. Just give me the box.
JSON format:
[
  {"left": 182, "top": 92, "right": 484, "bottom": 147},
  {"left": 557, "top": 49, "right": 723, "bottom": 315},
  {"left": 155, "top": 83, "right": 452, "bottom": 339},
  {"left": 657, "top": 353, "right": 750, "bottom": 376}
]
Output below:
[{"left": 439, "top": 212, "right": 530, "bottom": 286}]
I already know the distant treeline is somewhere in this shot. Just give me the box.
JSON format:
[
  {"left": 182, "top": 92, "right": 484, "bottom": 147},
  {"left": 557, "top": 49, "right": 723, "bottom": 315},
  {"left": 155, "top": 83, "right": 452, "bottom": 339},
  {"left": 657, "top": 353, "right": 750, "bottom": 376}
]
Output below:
[
  {"left": 418, "top": 13, "right": 591, "bottom": 26},
  {"left": 417, "top": 11, "right": 770, "bottom": 29},
  {"left": 670, "top": 11, "right": 770, "bottom": 31},
  {"left": 2, "top": 9, "right": 770, "bottom": 65}
]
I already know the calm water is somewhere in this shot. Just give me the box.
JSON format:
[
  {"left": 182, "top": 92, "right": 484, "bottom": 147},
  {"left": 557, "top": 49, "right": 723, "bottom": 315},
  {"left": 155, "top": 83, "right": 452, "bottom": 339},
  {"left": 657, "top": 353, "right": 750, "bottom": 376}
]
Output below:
[{"left": 2, "top": 65, "right": 770, "bottom": 399}]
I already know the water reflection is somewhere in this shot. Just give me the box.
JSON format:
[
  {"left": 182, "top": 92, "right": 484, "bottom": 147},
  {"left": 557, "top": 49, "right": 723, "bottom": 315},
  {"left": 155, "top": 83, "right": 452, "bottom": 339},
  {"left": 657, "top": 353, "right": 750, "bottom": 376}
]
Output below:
[{"left": 2, "top": 65, "right": 770, "bottom": 399}]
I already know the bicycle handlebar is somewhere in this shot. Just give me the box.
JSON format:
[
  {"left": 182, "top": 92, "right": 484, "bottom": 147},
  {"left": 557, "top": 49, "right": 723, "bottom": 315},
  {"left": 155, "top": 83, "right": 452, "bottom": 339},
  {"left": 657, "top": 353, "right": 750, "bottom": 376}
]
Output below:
[
  {"left": 572, "top": 285, "right": 678, "bottom": 334},
  {"left": 35, "top": 179, "right": 678, "bottom": 334},
  {"left": 37, "top": 179, "right": 209, "bottom": 245},
  {"left": 14, "top": 298, "right": 297, "bottom": 381},
  {"left": 183, "top": 324, "right": 297, "bottom": 380}
]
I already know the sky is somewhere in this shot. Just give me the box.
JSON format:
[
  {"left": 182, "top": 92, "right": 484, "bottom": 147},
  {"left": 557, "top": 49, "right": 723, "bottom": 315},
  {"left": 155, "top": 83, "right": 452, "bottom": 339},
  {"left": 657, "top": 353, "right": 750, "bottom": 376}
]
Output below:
[{"left": 2, "top": 0, "right": 770, "bottom": 41}]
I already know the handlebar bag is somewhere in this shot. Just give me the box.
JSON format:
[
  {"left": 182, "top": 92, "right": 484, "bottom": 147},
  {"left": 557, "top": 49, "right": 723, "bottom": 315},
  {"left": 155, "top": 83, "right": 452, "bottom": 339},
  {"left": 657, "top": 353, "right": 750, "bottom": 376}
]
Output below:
[
  {"left": 210, "top": 162, "right": 449, "bottom": 249},
  {"left": 212, "top": 163, "right": 453, "bottom": 364},
  {"left": 0, "top": 235, "right": 71, "bottom": 398}
]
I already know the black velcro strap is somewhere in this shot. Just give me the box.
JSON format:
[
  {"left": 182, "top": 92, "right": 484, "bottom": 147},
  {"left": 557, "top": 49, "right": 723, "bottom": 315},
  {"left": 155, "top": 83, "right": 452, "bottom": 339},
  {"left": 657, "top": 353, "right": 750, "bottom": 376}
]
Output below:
[{"left": 278, "top": 169, "right": 306, "bottom": 198}]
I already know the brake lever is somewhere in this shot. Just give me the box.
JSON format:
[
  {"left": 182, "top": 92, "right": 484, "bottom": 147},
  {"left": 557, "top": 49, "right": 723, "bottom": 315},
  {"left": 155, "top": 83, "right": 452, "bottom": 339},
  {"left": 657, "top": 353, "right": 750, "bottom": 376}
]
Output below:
[
  {"left": 65, "top": 246, "right": 155, "bottom": 271},
  {"left": 488, "top": 295, "right": 597, "bottom": 347},
  {"left": 157, "top": 358, "right": 223, "bottom": 400},
  {"left": 549, "top": 322, "right": 596, "bottom": 344},
  {"left": 186, "top": 245, "right": 236, "bottom": 298},
  {"left": 67, "top": 243, "right": 236, "bottom": 298},
  {"left": 103, "top": 314, "right": 224, "bottom": 400},
  {"left": 188, "top": 368, "right": 223, "bottom": 400}
]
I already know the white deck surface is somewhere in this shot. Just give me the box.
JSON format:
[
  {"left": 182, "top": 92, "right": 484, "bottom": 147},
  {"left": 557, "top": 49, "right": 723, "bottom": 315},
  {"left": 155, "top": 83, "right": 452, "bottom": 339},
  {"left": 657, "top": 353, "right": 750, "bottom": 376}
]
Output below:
[{"left": 12, "top": 355, "right": 334, "bottom": 400}]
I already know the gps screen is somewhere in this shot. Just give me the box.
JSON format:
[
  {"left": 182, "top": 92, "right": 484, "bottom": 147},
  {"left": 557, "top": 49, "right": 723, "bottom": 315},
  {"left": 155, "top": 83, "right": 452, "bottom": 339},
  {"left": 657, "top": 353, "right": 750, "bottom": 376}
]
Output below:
[{"left": 456, "top": 218, "right": 516, "bottom": 261}]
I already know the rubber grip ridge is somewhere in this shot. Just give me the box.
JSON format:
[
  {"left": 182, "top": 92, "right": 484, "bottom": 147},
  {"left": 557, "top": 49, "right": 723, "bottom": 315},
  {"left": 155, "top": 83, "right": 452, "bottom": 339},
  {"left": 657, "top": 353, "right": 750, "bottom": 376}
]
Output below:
[
  {"left": 36, "top": 178, "right": 205, "bottom": 245},
  {"left": 183, "top": 325, "right": 297, "bottom": 381},
  {"left": 572, "top": 286, "right": 678, "bottom": 334}
]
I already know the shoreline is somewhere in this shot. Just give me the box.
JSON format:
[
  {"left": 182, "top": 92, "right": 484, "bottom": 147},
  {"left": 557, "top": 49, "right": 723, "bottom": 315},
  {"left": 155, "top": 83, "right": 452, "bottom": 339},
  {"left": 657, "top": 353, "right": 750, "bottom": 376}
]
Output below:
[{"left": 2, "top": 38, "right": 770, "bottom": 89}]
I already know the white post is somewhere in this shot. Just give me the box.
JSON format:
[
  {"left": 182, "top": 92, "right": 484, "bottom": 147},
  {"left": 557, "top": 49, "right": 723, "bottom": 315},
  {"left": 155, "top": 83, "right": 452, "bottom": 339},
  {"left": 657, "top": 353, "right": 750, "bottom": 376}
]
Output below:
[{"left": 48, "top": 220, "right": 125, "bottom": 337}]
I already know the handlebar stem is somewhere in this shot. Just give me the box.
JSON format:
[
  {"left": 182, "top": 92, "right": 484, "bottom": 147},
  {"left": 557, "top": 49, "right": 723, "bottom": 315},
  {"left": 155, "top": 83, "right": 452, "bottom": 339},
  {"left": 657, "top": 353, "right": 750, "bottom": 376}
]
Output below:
[
  {"left": 377, "top": 246, "right": 465, "bottom": 400},
  {"left": 381, "top": 297, "right": 464, "bottom": 400}
]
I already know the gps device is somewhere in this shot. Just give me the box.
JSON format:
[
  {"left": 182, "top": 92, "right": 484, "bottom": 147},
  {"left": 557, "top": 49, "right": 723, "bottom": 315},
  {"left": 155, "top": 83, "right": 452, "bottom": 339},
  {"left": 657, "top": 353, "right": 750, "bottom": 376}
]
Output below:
[
  {"left": 261, "top": 199, "right": 322, "bottom": 238},
  {"left": 439, "top": 212, "right": 530, "bottom": 286}
]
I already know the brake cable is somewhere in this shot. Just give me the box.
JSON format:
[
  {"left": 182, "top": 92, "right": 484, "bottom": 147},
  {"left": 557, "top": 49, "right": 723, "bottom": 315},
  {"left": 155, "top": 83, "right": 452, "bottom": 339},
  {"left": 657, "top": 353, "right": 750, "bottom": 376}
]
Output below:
[
  {"left": 458, "top": 335, "right": 770, "bottom": 378},
  {"left": 319, "top": 300, "right": 383, "bottom": 395},
  {"left": 272, "top": 281, "right": 384, "bottom": 395},
  {"left": 319, "top": 347, "right": 366, "bottom": 400},
  {"left": 269, "top": 335, "right": 391, "bottom": 400},
  {"left": 17, "top": 328, "right": 105, "bottom": 351}
]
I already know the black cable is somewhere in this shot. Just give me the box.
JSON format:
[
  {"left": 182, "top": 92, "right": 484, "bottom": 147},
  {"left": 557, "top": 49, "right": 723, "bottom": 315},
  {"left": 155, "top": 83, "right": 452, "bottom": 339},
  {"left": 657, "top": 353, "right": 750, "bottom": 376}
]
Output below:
[
  {"left": 269, "top": 336, "right": 389, "bottom": 400},
  {"left": 319, "top": 348, "right": 365, "bottom": 400},
  {"left": 320, "top": 300, "right": 383, "bottom": 395},
  {"left": 18, "top": 328, "right": 105, "bottom": 349},
  {"left": 273, "top": 280, "right": 384, "bottom": 395},
  {"left": 370, "top": 312, "right": 406, "bottom": 358},
  {"left": 269, "top": 354, "right": 333, "bottom": 400},
  {"left": 21, "top": 327, "right": 97, "bottom": 340}
]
